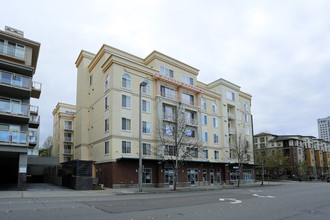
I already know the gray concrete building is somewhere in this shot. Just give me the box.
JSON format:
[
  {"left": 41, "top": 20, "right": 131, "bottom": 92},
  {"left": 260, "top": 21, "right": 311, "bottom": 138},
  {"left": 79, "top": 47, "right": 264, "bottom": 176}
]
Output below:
[
  {"left": 318, "top": 116, "right": 330, "bottom": 142},
  {"left": 0, "top": 26, "right": 41, "bottom": 190}
]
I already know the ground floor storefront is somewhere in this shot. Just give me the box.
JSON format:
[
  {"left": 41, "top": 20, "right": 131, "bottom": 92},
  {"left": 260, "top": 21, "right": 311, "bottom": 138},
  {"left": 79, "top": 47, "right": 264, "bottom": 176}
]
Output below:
[{"left": 95, "top": 159, "right": 255, "bottom": 188}]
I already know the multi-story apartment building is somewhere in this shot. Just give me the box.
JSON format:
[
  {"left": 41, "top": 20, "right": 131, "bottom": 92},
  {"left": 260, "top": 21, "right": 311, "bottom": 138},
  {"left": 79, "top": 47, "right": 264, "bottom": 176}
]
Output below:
[
  {"left": 254, "top": 133, "right": 330, "bottom": 178},
  {"left": 70, "top": 45, "right": 254, "bottom": 188},
  {"left": 317, "top": 116, "right": 330, "bottom": 141},
  {"left": 0, "top": 26, "right": 41, "bottom": 190},
  {"left": 52, "top": 103, "right": 75, "bottom": 163}
]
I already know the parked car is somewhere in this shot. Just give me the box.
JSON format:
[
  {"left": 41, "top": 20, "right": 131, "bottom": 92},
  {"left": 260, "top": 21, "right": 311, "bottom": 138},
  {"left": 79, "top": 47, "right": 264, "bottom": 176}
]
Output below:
[{"left": 327, "top": 177, "right": 330, "bottom": 182}]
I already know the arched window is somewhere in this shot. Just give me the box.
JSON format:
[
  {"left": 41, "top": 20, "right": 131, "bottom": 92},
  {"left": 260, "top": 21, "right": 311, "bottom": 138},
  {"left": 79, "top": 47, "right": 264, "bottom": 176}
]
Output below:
[
  {"left": 105, "top": 74, "right": 110, "bottom": 91},
  {"left": 142, "top": 80, "right": 150, "bottom": 94},
  {"left": 201, "top": 98, "right": 207, "bottom": 110},
  {"left": 212, "top": 102, "right": 217, "bottom": 114},
  {"left": 122, "top": 73, "right": 131, "bottom": 89}
]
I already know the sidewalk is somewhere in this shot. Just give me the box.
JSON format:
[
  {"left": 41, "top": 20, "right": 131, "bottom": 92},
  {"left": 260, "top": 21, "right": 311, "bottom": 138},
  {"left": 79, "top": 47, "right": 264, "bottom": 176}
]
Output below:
[{"left": 0, "top": 181, "right": 279, "bottom": 199}]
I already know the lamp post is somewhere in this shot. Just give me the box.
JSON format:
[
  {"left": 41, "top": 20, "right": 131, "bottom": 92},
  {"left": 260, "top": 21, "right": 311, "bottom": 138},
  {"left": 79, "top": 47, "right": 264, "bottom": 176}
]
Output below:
[{"left": 139, "top": 80, "right": 148, "bottom": 192}]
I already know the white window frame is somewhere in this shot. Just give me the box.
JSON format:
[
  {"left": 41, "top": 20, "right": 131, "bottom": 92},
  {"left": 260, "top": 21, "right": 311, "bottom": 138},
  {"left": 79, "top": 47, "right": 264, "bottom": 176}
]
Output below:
[
  {"left": 105, "top": 95, "right": 109, "bottom": 109},
  {"left": 105, "top": 118, "right": 109, "bottom": 132},
  {"left": 122, "top": 94, "right": 131, "bottom": 108},
  {"left": 143, "top": 143, "right": 151, "bottom": 156},
  {"left": 182, "top": 75, "right": 193, "bottom": 85},
  {"left": 245, "top": 114, "right": 249, "bottom": 122},
  {"left": 226, "top": 91, "right": 235, "bottom": 101},
  {"left": 213, "top": 118, "right": 218, "bottom": 128},
  {"left": 105, "top": 74, "right": 110, "bottom": 91},
  {"left": 105, "top": 141, "right": 109, "bottom": 155},
  {"left": 141, "top": 80, "right": 151, "bottom": 94},
  {"left": 160, "top": 66, "right": 174, "bottom": 78},
  {"left": 214, "top": 134, "right": 219, "bottom": 143},
  {"left": 122, "top": 141, "right": 131, "bottom": 154},
  {"left": 214, "top": 150, "right": 219, "bottom": 160},
  {"left": 201, "top": 98, "right": 207, "bottom": 110},
  {"left": 142, "top": 121, "right": 151, "bottom": 134},
  {"left": 202, "top": 132, "right": 208, "bottom": 142},
  {"left": 122, "top": 118, "right": 131, "bottom": 131},
  {"left": 122, "top": 73, "right": 131, "bottom": 89},
  {"left": 212, "top": 102, "right": 217, "bottom": 114},
  {"left": 142, "top": 100, "right": 150, "bottom": 113},
  {"left": 202, "top": 115, "right": 207, "bottom": 125}
]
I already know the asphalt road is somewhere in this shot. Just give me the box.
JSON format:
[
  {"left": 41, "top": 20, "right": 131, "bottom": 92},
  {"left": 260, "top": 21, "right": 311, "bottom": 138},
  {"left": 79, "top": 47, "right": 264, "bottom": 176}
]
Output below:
[{"left": 0, "top": 181, "right": 329, "bottom": 220}]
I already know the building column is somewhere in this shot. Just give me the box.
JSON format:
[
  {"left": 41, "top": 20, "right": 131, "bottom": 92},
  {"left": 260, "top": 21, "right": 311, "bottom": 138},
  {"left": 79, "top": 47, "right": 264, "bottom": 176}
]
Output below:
[
  {"left": 196, "top": 93, "right": 201, "bottom": 107},
  {"left": 177, "top": 86, "right": 182, "bottom": 102},
  {"left": 156, "top": 79, "right": 161, "bottom": 96},
  {"left": 17, "top": 153, "right": 27, "bottom": 190},
  {"left": 224, "top": 164, "right": 230, "bottom": 184}
]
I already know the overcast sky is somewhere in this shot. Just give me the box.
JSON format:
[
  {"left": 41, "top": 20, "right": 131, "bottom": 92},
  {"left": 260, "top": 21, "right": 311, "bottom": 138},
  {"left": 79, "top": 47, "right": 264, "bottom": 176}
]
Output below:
[{"left": 2, "top": 0, "right": 330, "bottom": 146}]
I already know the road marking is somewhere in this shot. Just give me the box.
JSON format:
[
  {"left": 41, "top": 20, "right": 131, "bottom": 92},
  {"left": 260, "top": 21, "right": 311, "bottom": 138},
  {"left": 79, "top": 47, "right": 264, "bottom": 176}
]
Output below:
[
  {"left": 219, "top": 198, "right": 242, "bottom": 204},
  {"left": 249, "top": 190, "right": 263, "bottom": 193},
  {"left": 252, "top": 193, "right": 274, "bottom": 198}
]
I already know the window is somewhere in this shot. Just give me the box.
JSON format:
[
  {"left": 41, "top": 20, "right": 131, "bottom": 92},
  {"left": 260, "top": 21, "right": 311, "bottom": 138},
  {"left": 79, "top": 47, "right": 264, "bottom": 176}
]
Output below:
[
  {"left": 226, "top": 91, "right": 235, "bottom": 101},
  {"left": 163, "top": 105, "right": 174, "bottom": 121},
  {"left": 185, "top": 128, "right": 195, "bottom": 138},
  {"left": 90, "top": 74, "right": 93, "bottom": 86},
  {"left": 185, "top": 111, "right": 195, "bottom": 125},
  {"left": 122, "top": 94, "right": 131, "bottom": 108},
  {"left": 142, "top": 100, "right": 150, "bottom": 113},
  {"left": 182, "top": 93, "right": 194, "bottom": 105},
  {"left": 64, "top": 133, "right": 72, "bottom": 142},
  {"left": 105, "top": 118, "right": 109, "bottom": 132},
  {"left": 247, "top": 154, "right": 251, "bottom": 162},
  {"left": 1, "top": 40, "right": 25, "bottom": 59},
  {"left": 122, "top": 141, "right": 131, "bottom": 154},
  {"left": 143, "top": 168, "right": 152, "bottom": 183},
  {"left": 122, "top": 118, "right": 131, "bottom": 130},
  {"left": 214, "top": 150, "right": 219, "bottom": 159},
  {"left": 122, "top": 73, "right": 131, "bottom": 89},
  {"left": 182, "top": 75, "right": 193, "bottom": 85},
  {"left": 214, "top": 134, "right": 219, "bottom": 143},
  {"left": 105, "top": 75, "right": 110, "bottom": 91},
  {"left": 245, "top": 127, "right": 250, "bottom": 135},
  {"left": 212, "top": 102, "right": 217, "bottom": 114},
  {"left": 201, "top": 98, "right": 207, "bottom": 110},
  {"left": 164, "top": 145, "right": 176, "bottom": 156},
  {"left": 143, "top": 143, "right": 151, "bottom": 155},
  {"left": 105, "top": 141, "right": 109, "bottom": 154},
  {"left": 161, "top": 85, "right": 175, "bottom": 99},
  {"left": 188, "top": 147, "right": 198, "bottom": 158},
  {"left": 160, "top": 66, "right": 174, "bottom": 78},
  {"left": 202, "top": 115, "right": 207, "bottom": 125},
  {"left": 244, "top": 102, "right": 248, "bottom": 111},
  {"left": 163, "top": 125, "right": 174, "bottom": 135},
  {"left": 245, "top": 114, "right": 249, "bottom": 122},
  {"left": 141, "top": 80, "right": 150, "bottom": 94},
  {"left": 105, "top": 95, "right": 109, "bottom": 109},
  {"left": 0, "top": 39, "right": 4, "bottom": 54},
  {"left": 213, "top": 118, "right": 218, "bottom": 128},
  {"left": 203, "top": 150, "right": 208, "bottom": 159},
  {"left": 142, "top": 121, "right": 151, "bottom": 134},
  {"left": 64, "top": 121, "right": 72, "bottom": 130},
  {"left": 202, "top": 132, "right": 208, "bottom": 142}
]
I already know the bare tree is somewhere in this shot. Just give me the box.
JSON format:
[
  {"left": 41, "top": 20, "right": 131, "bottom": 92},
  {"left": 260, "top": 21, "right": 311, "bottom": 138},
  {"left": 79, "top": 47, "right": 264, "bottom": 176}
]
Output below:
[
  {"left": 155, "top": 103, "right": 205, "bottom": 190},
  {"left": 231, "top": 133, "right": 251, "bottom": 187}
]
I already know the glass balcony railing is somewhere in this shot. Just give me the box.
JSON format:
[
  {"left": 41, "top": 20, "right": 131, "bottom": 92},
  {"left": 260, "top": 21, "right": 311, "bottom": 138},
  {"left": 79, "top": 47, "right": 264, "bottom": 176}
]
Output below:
[
  {"left": 0, "top": 130, "right": 27, "bottom": 144},
  {"left": 32, "top": 81, "right": 42, "bottom": 90},
  {"left": 0, "top": 99, "right": 29, "bottom": 117},
  {"left": 29, "top": 105, "right": 39, "bottom": 114},
  {"left": 29, "top": 115, "right": 40, "bottom": 124},
  {"left": 0, "top": 71, "right": 30, "bottom": 89},
  {"left": 0, "top": 42, "right": 25, "bottom": 59}
]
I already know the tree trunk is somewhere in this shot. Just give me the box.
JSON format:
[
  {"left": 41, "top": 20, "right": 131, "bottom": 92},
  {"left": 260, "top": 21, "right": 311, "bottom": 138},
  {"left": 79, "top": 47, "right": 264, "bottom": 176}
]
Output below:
[
  {"left": 237, "top": 165, "right": 241, "bottom": 187},
  {"left": 173, "top": 158, "right": 178, "bottom": 191},
  {"left": 261, "top": 164, "right": 264, "bottom": 185}
]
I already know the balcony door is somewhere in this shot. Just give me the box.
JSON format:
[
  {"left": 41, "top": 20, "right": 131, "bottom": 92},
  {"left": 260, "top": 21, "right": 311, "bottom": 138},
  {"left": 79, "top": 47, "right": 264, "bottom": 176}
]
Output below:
[
  {"left": 11, "top": 99, "right": 21, "bottom": 114},
  {"left": 10, "top": 125, "right": 21, "bottom": 143}
]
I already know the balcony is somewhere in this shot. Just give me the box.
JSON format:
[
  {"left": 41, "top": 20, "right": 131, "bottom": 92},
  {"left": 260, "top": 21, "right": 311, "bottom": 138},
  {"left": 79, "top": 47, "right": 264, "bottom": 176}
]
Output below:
[
  {"left": 29, "top": 115, "right": 40, "bottom": 128},
  {"left": 31, "top": 81, "right": 42, "bottom": 99},
  {"left": 228, "top": 112, "right": 235, "bottom": 120},
  {"left": 63, "top": 149, "right": 72, "bottom": 155},
  {"left": 228, "top": 128, "right": 235, "bottom": 135},
  {"left": 28, "top": 135, "right": 37, "bottom": 146},
  {"left": 0, "top": 130, "right": 28, "bottom": 146},
  {"left": 0, "top": 99, "right": 29, "bottom": 123},
  {"left": 186, "top": 118, "right": 197, "bottom": 126},
  {"left": 64, "top": 136, "right": 73, "bottom": 143},
  {"left": 30, "top": 105, "right": 38, "bottom": 114},
  {"left": 0, "top": 71, "right": 31, "bottom": 98},
  {"left": 64, "top": 125, "right": 73, "bottom": 131},
  {"left": 163, "top": 113, "right": 174, "bottom": 122}
]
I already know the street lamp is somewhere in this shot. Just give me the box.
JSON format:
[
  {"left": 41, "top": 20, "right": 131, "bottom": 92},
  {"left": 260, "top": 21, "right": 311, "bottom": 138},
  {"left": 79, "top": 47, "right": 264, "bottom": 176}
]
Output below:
[{"left": 139, "top": 80, "right": 148, "bottom": 192}]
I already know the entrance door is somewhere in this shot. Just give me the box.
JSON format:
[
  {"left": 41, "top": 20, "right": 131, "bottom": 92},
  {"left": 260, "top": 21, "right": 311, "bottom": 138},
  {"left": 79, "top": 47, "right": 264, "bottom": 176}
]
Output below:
[
  {"left": 210, "top": 169, "right": 214, "bottom": 185},
  {"left": 165, "top": 169, "right": 174, "bottom": 188},
  {"left": 188, "top": 169, "right": 198, "bottom": 186},
  {"left": 217, "top": 169, "right": 221, "bottom": 185}
]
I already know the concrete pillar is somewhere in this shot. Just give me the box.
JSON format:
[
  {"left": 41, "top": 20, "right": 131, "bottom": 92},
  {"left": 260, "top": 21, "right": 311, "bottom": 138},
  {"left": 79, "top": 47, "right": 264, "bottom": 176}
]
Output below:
[{"left": 17, "top": 153, "right": 27, "bottom": 190}]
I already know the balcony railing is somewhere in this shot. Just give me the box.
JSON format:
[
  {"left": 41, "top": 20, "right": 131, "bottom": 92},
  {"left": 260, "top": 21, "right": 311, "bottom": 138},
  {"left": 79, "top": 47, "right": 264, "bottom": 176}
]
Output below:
[
  {"left": 32, "top": 81, "right": 42, "bottom": 91},
  {"left": 0, "top": 71, "right": 30, "bottom": 89},
  {"left": 64, "top": 137, "right": 73, "bottom": 143},
  {"left": 163, "top": 113, "right": 174, "bottom": 121},
  {"left": 63, "top": 149, "right": 72, "bottom": 154},
  {"left": 0, "top": 130, "right": 27, "bottom": 145},
  {"left": 0, "top": 43, "right": 25, "bottom": 59},
  {"left": 29, "top": 115, "right": 40, "bottom": 124},
  {"left": 228, "top": 128, "right": 235, "bottom": 135},
  {"left": 29, "top": 135, "right": 37, "bottom": 144},
  {"left": 186, "top": 118, "right": 197, "bottom": 126},
  {"left": 64, "top": 125, "right": 73, "bottom": 130},
  {"left": 0, "top": 99, "right": 29, "bottom": 117},
  {"left": 30, "top": 105, "right": 39, "bottom": 114},
  {"left": 228, "top": 113, "right": 235, "bottom": 120}
]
